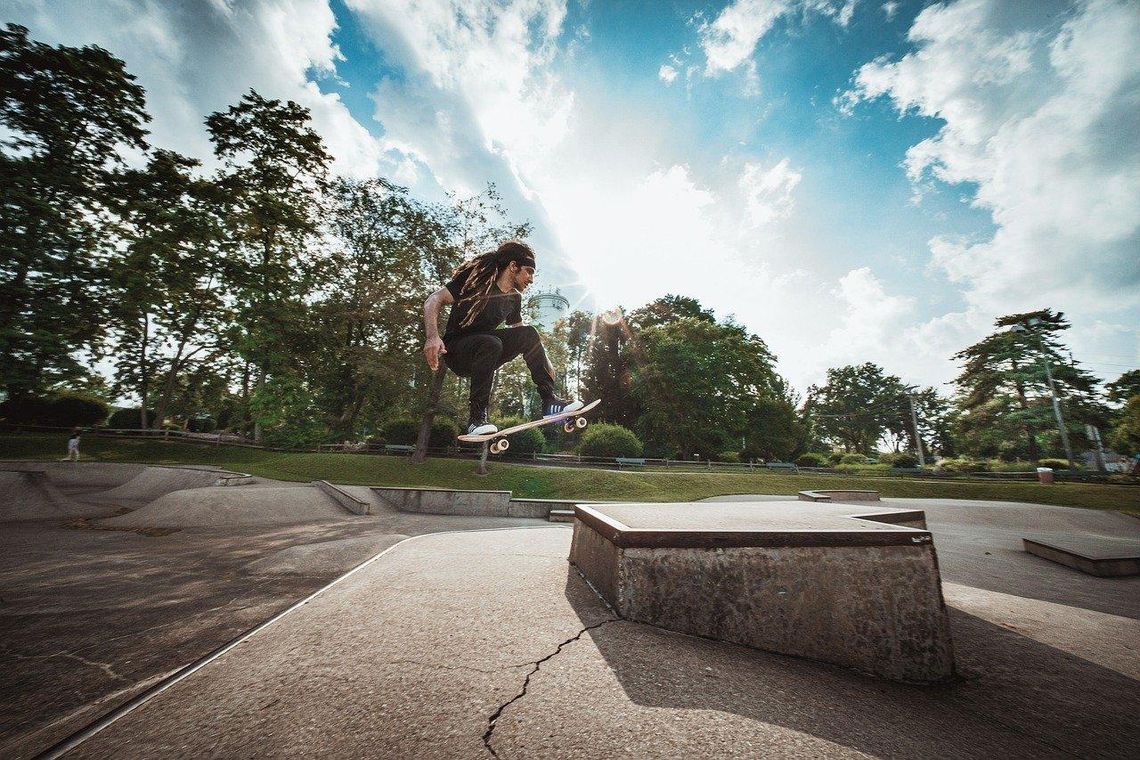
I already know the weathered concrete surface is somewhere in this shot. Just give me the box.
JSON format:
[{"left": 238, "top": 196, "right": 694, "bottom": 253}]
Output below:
[
  {"left": 570, "top": 501, "right": 955, "bottom": 682},
  {"left": 0, "top": 470, "right": 82, "bottom": 520},
  {"left": 1022, "top": 535, "right": 1140, "bottom": 577},
  {"left": 47, "top": 527, "right": 1140, "bottom": 760},
  {"left": 0, "top": 469, "right": 548, "bottom": 759},
  {"left": 371, "top": 485, "right": 512, "bottom": 516},
  {"left": 98, "top": 485, "right": 352, "bottom": 529},
  {"left": 65, "top": 528, "right": 610, "bottom": 760}
]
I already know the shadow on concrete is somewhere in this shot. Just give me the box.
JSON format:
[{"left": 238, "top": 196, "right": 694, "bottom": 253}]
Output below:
[{"left": 564, "top": 567, "right": 1139, "bottom": 759}]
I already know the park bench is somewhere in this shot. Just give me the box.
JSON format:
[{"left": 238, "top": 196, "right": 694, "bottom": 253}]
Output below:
[
  {"left": 384, "top": 444, "right": 415, "bottom": 454},
  {"left": 615, "top": 457, "right": 647, "bottom": 469}
]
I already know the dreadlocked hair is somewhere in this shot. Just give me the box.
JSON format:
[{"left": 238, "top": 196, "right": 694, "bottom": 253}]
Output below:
[{"left": 452, "top": 241, "right": 535, "bottom": 329}]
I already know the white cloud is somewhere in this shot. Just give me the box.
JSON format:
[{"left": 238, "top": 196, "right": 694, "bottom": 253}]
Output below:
[
  {"left": 346, "top": 0, "right": 579, "bottom": 286},
  {"left": 882, "top": 1, "right": 898, "bottom": 21},
  {"left": 701, "top": 0, "right": 793, "bottom": 75},
  {"left": 4, "top": 0, "right": 388, "bottom": 178},
  {"left": 739, "top": 158, "right": 802, "bottom": 226},
  {"left": 821, "top": 266, "right": 916, "bottom": 361},
  {"left": 698, "top": 0, "right": 858, "bottom": 76},
  {"left": 844, "top": 0, "right": 1140, "bottom": 370},
  {"left": 658, "top": 63, "right": 678, "bottom": 84}
]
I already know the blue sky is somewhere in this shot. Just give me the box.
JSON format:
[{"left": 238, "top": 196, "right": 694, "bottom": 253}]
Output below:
[{"left": 5, "top": 0, "right": 1138, "bottom": 392}]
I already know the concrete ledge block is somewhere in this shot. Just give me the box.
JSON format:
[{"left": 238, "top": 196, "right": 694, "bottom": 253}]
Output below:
[
  {"left": 798, "top": 490, "right": 880, "bottom": 502},
  {"left": 570, "top": 502, "right": 954, "bottom": 683},
  {"left": 1023, "top": 536, "right": 1140, "bottom": 577}
]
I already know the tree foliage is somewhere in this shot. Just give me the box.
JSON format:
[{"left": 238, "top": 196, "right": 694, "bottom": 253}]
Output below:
[
  {"left": 953, "top": 309, "right": 1106, "bottom": 461},
  {"left": 0, "top": 24, "right": 149, "bottom": 396},
  {"left": 628, "top": 303, "right": 798, "bottom": 460}
]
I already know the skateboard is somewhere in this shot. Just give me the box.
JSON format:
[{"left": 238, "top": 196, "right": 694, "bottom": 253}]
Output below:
[{"left": 458, "top": 399, "right": 601, "bottom": 454}]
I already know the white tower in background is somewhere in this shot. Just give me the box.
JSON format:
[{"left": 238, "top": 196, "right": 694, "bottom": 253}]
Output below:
[{"left": 527, "top": 288, "right": 570, "bottom": 330}]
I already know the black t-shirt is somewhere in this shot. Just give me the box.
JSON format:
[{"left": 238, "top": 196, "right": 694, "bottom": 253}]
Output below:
[{"left": 443, "top": 267, "right": 522, "bottom": 340}]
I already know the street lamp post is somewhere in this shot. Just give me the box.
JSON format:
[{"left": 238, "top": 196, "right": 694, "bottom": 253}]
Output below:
[
  {"left": 1011, "top": 319, "right": 1075, "bottom": 469},
  {"left": 906, "top": 392, "right": 926, "bottom": 467}
]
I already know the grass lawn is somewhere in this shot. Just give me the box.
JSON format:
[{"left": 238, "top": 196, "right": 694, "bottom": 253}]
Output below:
[{"left": 4, "top": 433, "right": 1138, "bottom": 513}]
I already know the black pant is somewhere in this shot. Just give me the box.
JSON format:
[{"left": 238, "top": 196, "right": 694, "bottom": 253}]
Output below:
[{"left": 444, "top": 326, "right": 554, "bottom": 422}]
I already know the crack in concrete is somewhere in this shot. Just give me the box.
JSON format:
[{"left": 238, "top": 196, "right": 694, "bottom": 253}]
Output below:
[
  {"left": 482, "top": 618, "right": 617, "bottom": 758},
  {"left": 6, "top": 649, "right": 130, "bottom": 683}
]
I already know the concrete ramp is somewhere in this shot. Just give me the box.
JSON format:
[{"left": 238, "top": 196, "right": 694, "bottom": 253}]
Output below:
[
  {"left": 0, "top": 469, "right": 83, "bottom": 520},
  {"left": 88, "top": 466, "right": 244, "bottom": 506},
  {"left": 99, "top": 485, "right": 354, "bottom": 529},
  {"left": 0, "top": 461, "right": 146, "bottom": 493}
]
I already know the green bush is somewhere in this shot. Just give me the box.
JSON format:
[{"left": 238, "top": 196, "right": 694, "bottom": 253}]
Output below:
[
  {"left": 840, "top": 453, "right": 867, "bottom": 465},
  {"left": 827, "top": 452, "right": 844, "bottom": 465},
  {"left": 495, "top": 416, "right": 545, "bottom": 455},
  {"left": 579, "top": 423, "right": 643, "bottom": 458},
  {"left": 795, "top": 452, "right": 828, "bottom": 467},
  {"left": 719, "top": 451, "right": 740, "bottom": 463},
  {"left": 260, "top": 419, "right": 331, "bottom": 449},
  {"left": 881, "top": 452, "right": 919, "bottom": 468},
  {"left": 429, "top": 418, "right": 459, "bottom": 448},
  {"left": 108, "top": 407, "right": 157, "bottom": 429},
  {"left": 0, "top": 392, "right": 109, "bottom": 427},
  {"left": 997, "top": 443, "right": 1023, "bottom": 462},
  {"left": 936, "top": 458, "right": 992, "bottom": 474},
  {"left": 1037, "top": 458, "right": 1071, "bottom": 470},
  {"left": 380, "top": 418, "right": 419, "bottom": 445}
]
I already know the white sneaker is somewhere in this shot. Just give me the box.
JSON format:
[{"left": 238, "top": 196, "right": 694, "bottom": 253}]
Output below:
[
  {"left": 467, "top": 421, "right": 498, "bottom": 436},
  {"left": 542, "top": 398, "right": 584, "bottom": 418}
]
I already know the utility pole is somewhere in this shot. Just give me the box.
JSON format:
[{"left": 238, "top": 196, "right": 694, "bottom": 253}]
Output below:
[
  {"left": 907, "top": 394, "right": 926, "bottom": 467},
  {"left": 1041, "top": 357, "right": 1075, "bottom": 470},
  {"left": 1085, "top": 424, "right": 1106, "bottom": 472}
]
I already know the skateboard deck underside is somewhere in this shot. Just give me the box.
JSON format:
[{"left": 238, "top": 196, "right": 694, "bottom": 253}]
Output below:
[{"left": 457, "top": 399, "right": 601, "bottom": 443}]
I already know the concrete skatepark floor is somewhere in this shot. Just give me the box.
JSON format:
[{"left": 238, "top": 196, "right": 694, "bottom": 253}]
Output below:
[{"left": 1, "top": 462, "right": 1138, "bottom": 758}]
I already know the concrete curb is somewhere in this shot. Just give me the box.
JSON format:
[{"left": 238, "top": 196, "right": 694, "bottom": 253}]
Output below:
[{"left": 313, "top": 480, "right": 371, "bottom": 515}]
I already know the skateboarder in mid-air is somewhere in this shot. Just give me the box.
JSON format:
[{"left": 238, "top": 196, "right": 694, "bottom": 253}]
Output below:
[{"left": 423, "top": 240, "right": 582, "bottom": 436}]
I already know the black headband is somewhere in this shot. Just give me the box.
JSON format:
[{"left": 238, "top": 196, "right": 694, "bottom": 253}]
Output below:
[{"left": 497, "top": 249, "right": 535, "bottom": 269}]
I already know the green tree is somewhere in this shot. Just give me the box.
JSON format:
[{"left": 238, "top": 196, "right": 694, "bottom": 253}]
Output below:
[
  {"left": 207, "top": 90, "right": 332, "bottom": 442},
  {"left": 632, "top": 313, "right": 790, "bottom": 460},
  {"left": 1106, "top": 370, "right": 1140, "bottom": 404},
  {"left": 1107, "top": 395, "right": 1140, "bottom": 456},
  {"left": 806, "top": 363, "right": 907, "bottom": 455},
  {"left": 581, "top": 307, "right": 639, "bottom": 428},
  {"left": 627, "top": 294, "right": 715, "bottom": 332},
  {"left": 0, "top": 24, "right": 149, "bottom": 396},
  {"left": 562, "top": 309, "right": 593, "bottom": 398},
  {"left": 953, "top": 309, "right": 1106, "bottom": 462},
  {"left": 313, "top": 176, "right": 437, "bottom": 438},
  {"left": 107, "top": 150, "right": 231, "bottom": 429}
]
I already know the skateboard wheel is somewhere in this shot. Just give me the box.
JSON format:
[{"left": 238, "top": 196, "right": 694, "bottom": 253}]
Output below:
[
  {"left": 563, "top": 421, "right": 575, "bottom": 434},
  {"left": 575, "top": 416, "right": 588, "bottom": 429},
  {"left": 489, "top": 440, "right": 502, "bottom": 454},
  {"left": 498, "top": 438, "right": 510, "bottom": 452}
]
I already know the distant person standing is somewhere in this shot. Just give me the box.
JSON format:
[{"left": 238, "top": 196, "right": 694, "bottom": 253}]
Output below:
[{"left": 61, "top": 429, "right": 80, "bottom": 462}]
